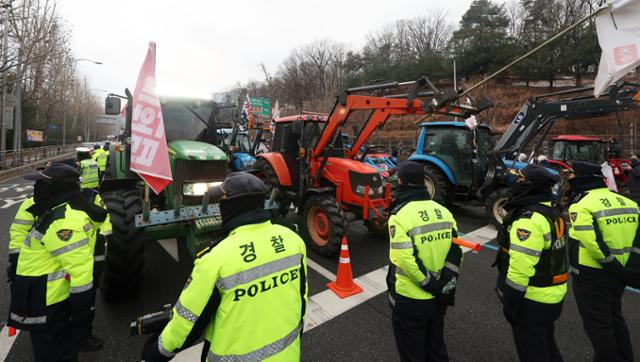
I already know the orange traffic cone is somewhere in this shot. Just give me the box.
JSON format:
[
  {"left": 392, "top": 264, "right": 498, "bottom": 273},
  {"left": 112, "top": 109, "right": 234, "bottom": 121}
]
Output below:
[{"left": 327, "top": 236, "right": 363, "bottom": 298}]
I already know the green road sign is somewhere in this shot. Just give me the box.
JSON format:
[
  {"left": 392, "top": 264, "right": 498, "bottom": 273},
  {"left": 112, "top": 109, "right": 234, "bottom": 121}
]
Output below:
[{"left": 249, "top": 97, "right": 271, "bottom": 117}]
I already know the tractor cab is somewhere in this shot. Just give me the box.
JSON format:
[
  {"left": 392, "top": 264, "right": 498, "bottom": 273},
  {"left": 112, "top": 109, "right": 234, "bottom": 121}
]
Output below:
[
  {"left": 217, "top": 127, "right": 256, "bottom": 171},
  {"left": 549, "top": 135, "right": 608, "bottom": 169},
  {"left": 270, "top": 114, "right": 333, "bottom": 188},
  {"left": 414, "top": 122, "right": 494, "bottom": 198}
]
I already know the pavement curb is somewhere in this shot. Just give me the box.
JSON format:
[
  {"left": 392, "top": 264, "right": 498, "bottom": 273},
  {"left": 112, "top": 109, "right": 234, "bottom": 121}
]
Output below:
[{"left": 0, "top": 152, "right": 76, "bottom": 182}]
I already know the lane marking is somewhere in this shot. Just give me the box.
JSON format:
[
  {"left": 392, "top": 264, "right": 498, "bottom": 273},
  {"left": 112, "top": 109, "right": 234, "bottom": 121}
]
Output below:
[
  {"left": 0, "top": 326, "right": 20, "bottom": 361},
  {"left": 171, "top": 224, "right": 498, "bottom": 361},
  {"left": 478, "top": 232, "right": 640, "bottom": 295},
  {"left": 304, "top": 265, "right": 388, "bottom": 332},
  {"left": 461, "top": 224, "right": 497, "bottom": 244},
  {"left": 306, "top": 258, "right": 336, "bottom": 281}
]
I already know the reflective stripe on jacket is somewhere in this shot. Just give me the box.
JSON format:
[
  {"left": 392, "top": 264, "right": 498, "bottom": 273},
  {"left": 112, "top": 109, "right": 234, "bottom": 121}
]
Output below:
[
  {"left": 387, "top": 199, "right": 459, "bottom": 300},
  {"left": 79, "top": 159, "right": 99, "bottom": 189},
  {"left": 9, "top": 197, "right": 35, "bottom": 255},
  {"left": 158, "top": 221, "right": 307, "bottom": 361},
  {"left": 503, "top": 202, "right": 567, "bottom": 304},
  {"left": 10, "top": 204, "right": 94, "bottom": 328},
  {"left": 569, "top": 188, "right": 639, "bottom": 269},
  {"left": 92, "top": 149, "right": 108, "bottom": 172}
]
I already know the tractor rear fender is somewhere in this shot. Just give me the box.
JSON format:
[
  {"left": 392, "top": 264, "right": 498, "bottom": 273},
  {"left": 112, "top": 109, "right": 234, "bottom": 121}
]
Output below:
[
  {"left": 408, "top": 154, "right": 456, "bottom": 185},
  {"left": 256, "top": 153, "right": 293, "bottom": 187}
]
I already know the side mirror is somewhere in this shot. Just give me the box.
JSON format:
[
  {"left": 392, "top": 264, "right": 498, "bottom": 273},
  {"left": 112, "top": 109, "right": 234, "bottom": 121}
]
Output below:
[{"left": 105, "top": 96, "right": 121, "bottom": 115}]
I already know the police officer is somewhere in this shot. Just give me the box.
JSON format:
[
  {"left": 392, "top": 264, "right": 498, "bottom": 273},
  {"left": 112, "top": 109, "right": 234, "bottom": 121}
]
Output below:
[
  {"left": 55, "top": 158, "right": 111, "bottom": 350},
  {"left": 77, "top": 147, "right": 99, "bottom": 189},
  {"left": 141, "top": 173, "right": 307, "bottom": 362},
  {"left": 568, "top": 161, "right": 639, "bottom": 362},
  {"left": 495, "top": 165, "right": 568, "bottom": 362},
  {"left": 8, "top": 162, "right": 108, "bottom": 361},
  {"left": 7, "top": 195, "right": 34, "bottom": 282},
  {"left": 92, "top": 144, "right": 108, "bottom": 179},
  {"left": 387, "top": 161, "right": 461, "bottom": 362},
  {"left": 53, "top": 158, "right": 111, "bottom": 287}
]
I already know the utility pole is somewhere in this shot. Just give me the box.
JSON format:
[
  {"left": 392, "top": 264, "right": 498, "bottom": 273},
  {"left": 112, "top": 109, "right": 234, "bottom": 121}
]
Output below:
[{"left": 13, "top": 47, "right": 20, "bottom": 151}]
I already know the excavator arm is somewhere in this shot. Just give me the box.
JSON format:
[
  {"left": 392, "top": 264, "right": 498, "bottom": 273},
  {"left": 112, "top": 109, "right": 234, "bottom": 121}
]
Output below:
[
  {"left": 312, "top": 77, "right": 489, "bottom": 161},
  {"left": 494, "top": 82, "right": 640, "bottom": 160}
]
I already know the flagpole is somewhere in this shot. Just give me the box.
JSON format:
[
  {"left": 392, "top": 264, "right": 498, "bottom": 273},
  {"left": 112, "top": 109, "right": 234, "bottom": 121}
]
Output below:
[{"left": 459, "top": 3, "right": 610, "bottom": 98}]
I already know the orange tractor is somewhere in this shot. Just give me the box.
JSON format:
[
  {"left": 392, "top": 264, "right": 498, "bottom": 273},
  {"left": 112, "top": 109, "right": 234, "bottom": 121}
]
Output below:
[{"left": 255, "top": 78, "right": 488, "bottom": 255}]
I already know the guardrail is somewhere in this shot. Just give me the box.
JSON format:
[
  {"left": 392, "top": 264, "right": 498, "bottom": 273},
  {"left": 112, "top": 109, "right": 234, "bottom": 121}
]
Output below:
[{"left": 0, "top": 144, "right": 82, "bottom": 170}]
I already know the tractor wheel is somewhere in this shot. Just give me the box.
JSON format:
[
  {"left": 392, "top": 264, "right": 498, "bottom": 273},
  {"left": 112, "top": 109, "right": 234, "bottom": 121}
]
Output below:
[
  {"left": 423, "top": 164, "right": 452, "bottom": 206},
  {"left": 255, "top": 158, "right": 289, "bottom": 218},
  {"left": 484, "top": 188, "right": 511, "bottom": 227},
  {"left": 302, "top": 194, "right": 348, "bottom": 257},
  {"left": 366, "top": 219, "right": 388, "bottom": 239},
  {"left": 101, "top": 188, "right": 146, "bottom": 302}
]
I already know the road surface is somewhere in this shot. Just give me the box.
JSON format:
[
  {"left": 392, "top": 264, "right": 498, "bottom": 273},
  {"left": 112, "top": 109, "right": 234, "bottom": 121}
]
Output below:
[{"left": 0, "top": 173, "right": 638, "bottom": 361}]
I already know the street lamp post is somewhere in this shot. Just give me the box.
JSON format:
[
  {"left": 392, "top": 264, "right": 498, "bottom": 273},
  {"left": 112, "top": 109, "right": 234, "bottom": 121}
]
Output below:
[{"left": 0, "top": 1, "right": 10, "bottom": 153}]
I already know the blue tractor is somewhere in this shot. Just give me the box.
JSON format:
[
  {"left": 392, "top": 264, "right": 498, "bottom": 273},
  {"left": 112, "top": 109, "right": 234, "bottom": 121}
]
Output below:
[
  {"left": 409, "top": 83, "right": 640, "bottom": 225},
  {"left": 409, "top": 121, "right": 515, "bottom": 225},
  {"left": 218, "top": 127, "right": 257, "bottom": 172}
]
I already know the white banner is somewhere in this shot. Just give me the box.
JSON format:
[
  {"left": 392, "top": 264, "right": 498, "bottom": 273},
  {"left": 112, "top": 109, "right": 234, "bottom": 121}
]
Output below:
[{"left": 594, "top": 0, "right": 640, "bottom": 96}]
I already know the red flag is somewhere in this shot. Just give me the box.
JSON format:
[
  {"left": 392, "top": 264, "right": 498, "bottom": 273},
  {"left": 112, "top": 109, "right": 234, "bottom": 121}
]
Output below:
[{"left": 130, "top": 42, "right": 173, "bottom": 194}]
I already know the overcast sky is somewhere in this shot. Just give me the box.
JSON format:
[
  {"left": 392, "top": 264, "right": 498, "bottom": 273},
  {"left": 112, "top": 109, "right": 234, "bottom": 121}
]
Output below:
[{"left": 59, "top": 0, "right": 504, "bottom": 98}]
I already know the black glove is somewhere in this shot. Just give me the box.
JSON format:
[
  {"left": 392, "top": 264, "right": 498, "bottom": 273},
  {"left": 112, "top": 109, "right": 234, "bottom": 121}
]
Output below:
[
  {"left": 499, "top": 278, "right": 525, "bottom": 325},
  {"left": 69, "top": 287, "right": 95, "bottom": 343},
  {"left": 6, "top": 253, "right": 18, "bottom": 283},
  {"left": 503, "top": 301, "right": 520, "bottom": 325},
  {"left": 600, "top": 258, "right": 634, "bottom": 285},
  {"left": 423, "top": 267, "right": 458, "bottom": 306},
  {"left": 436, "top": 279, "right": 456, "bottom": 306},
  {"left": 141, "top": 334, "right": 172, "bottom": 362}
]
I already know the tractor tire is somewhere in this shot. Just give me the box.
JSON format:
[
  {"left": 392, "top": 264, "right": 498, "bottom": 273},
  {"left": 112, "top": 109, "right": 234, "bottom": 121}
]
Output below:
[
  {"left": 484, "top": 188, "right": 511, "bottom": 227},
  {"left": 255, "top": 158, "right": 289, "bottom": 218},
  {"left": 101, "top": 188, "right": 146, "bottom": 302},
  {"left": 302, "top": 194, "right": 348, "bottom": 257},
  {"left": 423, "top": 164, "right": 453, "bottom": 206}
]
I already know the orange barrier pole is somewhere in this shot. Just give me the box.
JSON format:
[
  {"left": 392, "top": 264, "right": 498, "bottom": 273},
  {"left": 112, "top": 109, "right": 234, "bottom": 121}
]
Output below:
[{"left": 453, "top": 237, "right": 482, "bottom": 251}]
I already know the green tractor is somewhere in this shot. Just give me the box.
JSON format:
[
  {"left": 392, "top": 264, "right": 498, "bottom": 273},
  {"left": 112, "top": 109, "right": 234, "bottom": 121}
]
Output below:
[{"left": 101, "top": 90, "right": 228, "bottom": 300}]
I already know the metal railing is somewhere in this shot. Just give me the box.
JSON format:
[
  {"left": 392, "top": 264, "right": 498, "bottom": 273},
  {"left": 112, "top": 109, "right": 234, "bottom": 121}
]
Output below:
[{"left": 0, "top": 144, "right": 82, "bottom": 170}]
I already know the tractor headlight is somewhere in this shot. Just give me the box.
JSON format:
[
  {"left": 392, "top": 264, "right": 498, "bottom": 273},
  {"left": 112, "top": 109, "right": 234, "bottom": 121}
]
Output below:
[{"left": 183, "top": 182, "right": 223, "bottom": 196}]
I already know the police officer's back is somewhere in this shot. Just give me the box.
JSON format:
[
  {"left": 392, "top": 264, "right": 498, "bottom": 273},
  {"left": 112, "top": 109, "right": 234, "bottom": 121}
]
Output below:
[
  {"left": 8, "top": 163, "right": 108, "bottom": 361},
  {"left": 495, "top": 165, "right": 567, "bottom": 362},
  {"left": 92, "top": 144, "right": 108, "bottom": 175},
  {"left": 77, "top": 147, "right": 99, "bottom": 189},
  {"left": 568, "top": 161, "right": 639, "bottom": 362},
  {"left": 387, "top": 161, "right": 462, "bottom": 362},
  {"left": 142, "top": 173, "right": 307, "bottom": 362}
]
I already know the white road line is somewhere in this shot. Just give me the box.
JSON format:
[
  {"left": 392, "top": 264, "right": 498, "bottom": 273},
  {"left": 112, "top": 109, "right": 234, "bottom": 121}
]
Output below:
[
  {"left": 306, "top": 258, "right": 336, "bottom": 281},
  {"left": 462, "top": 224, "right": 497, "bottom": 244},
  {"left": 0, "top": 326, "right": 20, "bottom": 361},
  {"left": 172, "top": 224, "right": 498, "bottom": 361},
  {"left": 304, "top": 265, "right": 388, "bottom": 332}
]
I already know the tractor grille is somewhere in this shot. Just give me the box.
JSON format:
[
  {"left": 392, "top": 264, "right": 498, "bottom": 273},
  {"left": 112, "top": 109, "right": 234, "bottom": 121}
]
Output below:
[
  {"left": 349, "top": 171, "right": 384, "bottom": 198},
  {"left": 175, "top": 159, "right": 227, "bottom": 206},
  {"left": 175, "top": 159, "right": 227, "bottom": 184}
]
